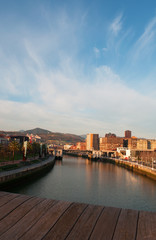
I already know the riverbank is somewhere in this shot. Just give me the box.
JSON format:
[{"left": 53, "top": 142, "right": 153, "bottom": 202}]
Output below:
[
  {"left": 0, "top": 156, "right": 55, "bottom": 189},
  {"left": 65, "top": 151, "right": 156, "bottom": 181},
  {"left": 104, "top": 157, "right": 156, "bottom": 181}
]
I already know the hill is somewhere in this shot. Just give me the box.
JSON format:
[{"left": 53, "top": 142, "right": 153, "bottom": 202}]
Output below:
[
  {"left": 23, "top": 128, "right": 52, "bottom": 135},
  {"left": 0, "top": 128, "right": 85, "bottom": 144}
]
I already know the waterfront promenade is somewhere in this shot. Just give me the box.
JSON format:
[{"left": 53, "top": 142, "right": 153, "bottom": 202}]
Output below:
[
  {"left": 106, "top": 157, "right": 156, "bottom": 181},
  {"left": 0, "top": 156, "right": 55, "bottom": 185},
  {"left": 0, "top": 191, "right": 156, "bottom": 239},
  {"left": 65, "top": 151, "right": 156, "bottom": 181}
]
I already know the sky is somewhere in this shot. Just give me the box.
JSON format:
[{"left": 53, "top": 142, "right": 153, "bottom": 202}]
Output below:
[{"left": 0, "top": 0, "right": 156, "bottom": 138}]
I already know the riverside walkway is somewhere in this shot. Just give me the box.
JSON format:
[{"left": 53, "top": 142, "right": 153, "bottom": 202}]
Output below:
[
  {"left": 105, "top": 157, "right": 156, "bottom": 181},
  {"left": 0, "top": 156, "right": 55, "bottom": 185},
  {"left": 0, "top": 191, "right": 156, "bottom": 240}
]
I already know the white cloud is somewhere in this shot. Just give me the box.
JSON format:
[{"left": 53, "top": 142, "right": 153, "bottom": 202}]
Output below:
[
  {"left": 1, "top": 57, "right": 156, "bottom": 138},
  {"left": 1, "top": 7, "right": 156, "bottom": 138},
  {"left": 93, "top": 47, "right": 100, "bottom": 57},
  {"left": 132, "top": 16, "right": 156, "bottom": 60},
  {"left": 102, "top": 48, "right": 108, "bottom": 52},
  {"left": 138, "top": 17, "right": 156, "bottom": 47},
  {"left": 110, "top": 13, "right": 123, "bottom": 36}
]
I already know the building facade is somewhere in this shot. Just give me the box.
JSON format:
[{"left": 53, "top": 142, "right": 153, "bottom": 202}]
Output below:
[
  {"left": 125, "top": 130, "right": 132, "bottom": 138},
  {"left": 9, "top": 136, "right": 29, "bottom": 144},
  {"left": 86, "top": 134, "right": 99, "bottom": 150},
  {"left": 126, "top": 138, "right": 156, "bottom": 151},
  {"left": 76, "top": 142, "right": 86, "bottom": 150},
  {"left": 127, "top": 138, "right": 137, "bottom": 150},
  {"left": 100, "top": 134, "right": 123, "bottom": 151}
]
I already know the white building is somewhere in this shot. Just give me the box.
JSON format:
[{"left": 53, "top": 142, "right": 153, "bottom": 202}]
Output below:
[
  {"left": 64, "top": 144, "right": 73, "bottom": 150},
  {"left": 117, "top": 147, "right": 131, "bottom": 159}
]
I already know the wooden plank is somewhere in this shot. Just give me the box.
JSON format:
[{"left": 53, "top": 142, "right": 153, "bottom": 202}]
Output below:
[
  {"left": 43, "top": 202, "right": 87, "bottom": 240},
  {"left": 0, "top": 192, "right": 19, "bottom": 207},
  {"left": 66, "top": 204, "right": 103, "bottom": 240},
  {"left": 112, "top": 209, "right": 138, "bottom": 240},
  {"left": 0, "top": 198, "right": 57, "bottom": 240},
  {"left": 0, "top": 191, "right": 155, "bottom": 240},
  {"left": 0, "top": 194, "right": 30, "bottom": 221},
  {"left": 0, "top": 196, "right": 42, "bottom": 236},
  {"left": 20, "top": 200, "right": 71, "bottom": 240},
  {"left": 0, "top": 191, "right": 9, "bottom": 197},
  {"left": 136, "top": 211, "right": 156, "bottom": 240},
  {"left": 90, "top": 207, "right": 121, "bottom": 240}
]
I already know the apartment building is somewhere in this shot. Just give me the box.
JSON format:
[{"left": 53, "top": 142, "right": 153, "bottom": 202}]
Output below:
[
  {"left": 100, "top": 133, "right": 123, "bottom": 151},
  {"left": 125, "top": 130, "right": 131, "bottom": 138},
  {"left": 86, "top": 134, "right": 99, "bottom": 150}
]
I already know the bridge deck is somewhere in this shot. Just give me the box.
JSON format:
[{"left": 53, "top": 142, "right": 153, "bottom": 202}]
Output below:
[{"left": 0, "top": 191, "right": 155, "bottom": 240}]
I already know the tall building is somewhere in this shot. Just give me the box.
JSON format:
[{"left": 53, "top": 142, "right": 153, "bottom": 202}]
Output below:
[
  {"left": 86, "top": 134, "right": 99, "bottom": 150},
  {"left": 125, "top": 130, "right": 131, "bottom": 138}
]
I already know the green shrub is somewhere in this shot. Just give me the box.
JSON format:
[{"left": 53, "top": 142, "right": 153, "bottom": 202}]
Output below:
[{"left": 0, "top": 164, "right": 19, "bottom": 171}]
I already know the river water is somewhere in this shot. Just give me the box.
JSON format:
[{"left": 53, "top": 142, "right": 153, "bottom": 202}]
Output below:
[{"left": 9, "top": 155, "right": 156, "bottom": 211}]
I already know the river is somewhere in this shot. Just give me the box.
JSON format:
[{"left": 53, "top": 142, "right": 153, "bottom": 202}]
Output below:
[{"left": 8, "top": 155, "right": 156, "bottom": 211}]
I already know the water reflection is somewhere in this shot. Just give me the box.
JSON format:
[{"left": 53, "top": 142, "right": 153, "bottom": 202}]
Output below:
[{"left": 8, "top": 155, "right": 156, "bottom": 212}]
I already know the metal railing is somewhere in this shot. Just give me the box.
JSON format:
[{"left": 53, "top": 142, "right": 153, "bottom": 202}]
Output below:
[{"left": 107, "top": 157, "right": 156, "bottom": 172}]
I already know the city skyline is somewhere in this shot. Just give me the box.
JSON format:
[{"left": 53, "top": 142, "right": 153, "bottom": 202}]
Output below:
[{"left": 0, "top": 0, "right": 156, "bottom": 138}]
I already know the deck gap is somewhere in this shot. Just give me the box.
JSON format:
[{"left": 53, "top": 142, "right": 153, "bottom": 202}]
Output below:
[
  {"left": 18, "top": 200, "right": 59, "bottom": 239},
  {"left": 0, "top": 194, "right": 20, "bottom": 208},
  {"left": 41, "top": 202, "right": 74, "bottom": 240},
  {"left": 111, "top": 208, "right": 122, "bottom": 240},
  {"left": 135, "top": 211, "right": 140, "bottom": 240},
  {"left": 0, "top": 195, "right": 31, "bottom": 222},
  {"left": 0, "top": 197, "right": 43, "bottom": 237},
  {"left": 64, "top": 204, "right": 89, "bottom": 240},
  {"left": 88, "top": 206, "right": 105, "bottom": 240}
]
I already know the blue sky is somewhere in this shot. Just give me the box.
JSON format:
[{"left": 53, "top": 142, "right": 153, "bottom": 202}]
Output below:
[{"left": 0, "top": 0, "right": 156, "bottom": 138}]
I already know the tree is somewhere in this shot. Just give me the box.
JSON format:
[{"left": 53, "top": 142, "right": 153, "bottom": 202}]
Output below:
[
  {"left": 42, "top": 144, "right": 47, "bottom": 157},
  {"left": 27, "top": 142, "right": 33, "bottom": 157},
  {"left": 32, "top": 142, "right": 40, "bottom": 159},
  {"left": 9, "top": 141, "right": 20, "bottom": 161}
]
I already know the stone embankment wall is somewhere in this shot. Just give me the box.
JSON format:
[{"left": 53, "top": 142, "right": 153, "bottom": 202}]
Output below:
[
  {"left": 64, "top": 151, "right": 156, "bottom": 181},
  {"left": 105, "top": 158, "right": 156, "bottom": 181},
  {"left": 0, "top": 156, "right": 55, "bottom": 188}
]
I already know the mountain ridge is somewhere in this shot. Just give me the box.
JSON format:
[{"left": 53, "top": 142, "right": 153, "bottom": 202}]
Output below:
[{"left": 0, "top": 128, "right": 85, "bottom": 144}]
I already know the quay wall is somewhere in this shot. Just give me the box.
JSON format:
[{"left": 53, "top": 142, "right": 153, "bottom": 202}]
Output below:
[
  {"left": 104, "top": 158, "right": 156, "bottom": 181},
  {"left": 0, "top": 156, "right": 55, "bottom": 188},
  {"left": 64, "top": 151, "right": 156, "bottom": 181}
]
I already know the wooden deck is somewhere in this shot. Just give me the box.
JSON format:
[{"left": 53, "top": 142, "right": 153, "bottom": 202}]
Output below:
[{"left": 0, "top": 191, "right": 156, "bottom": 240}]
